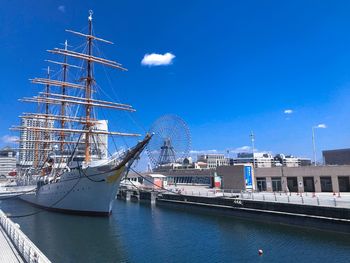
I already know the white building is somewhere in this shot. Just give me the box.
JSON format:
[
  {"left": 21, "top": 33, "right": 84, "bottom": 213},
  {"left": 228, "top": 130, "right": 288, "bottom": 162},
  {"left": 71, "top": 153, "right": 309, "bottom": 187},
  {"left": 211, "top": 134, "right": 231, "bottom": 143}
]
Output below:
[
  {"left": 91, "top": 120, "right": 108, "bottom": 159},
  {"left": 232, "top": 152, "right": 311, "bottom": 168},
  {"left": 283, "top": 157, "right": 300, "bottom": 167},
  {"left": 73, "top": 120, "right": 109, "bottom": 162},
  {"left": 274, "top": 154, "right": 311, "bottom": 167},
  {"left": 19, "top": 118, "right": 54, "bottom": 166},
  {"left": 197, "top": 154, "right": 229, "bottom": 169},
  {"left": 142, "top": 173, "right": 166, "bottom": 189},
  {"left": 232, "top": 152, "right": 274, "bottom": 168},
  {"left": 0, "top": 147, "right": 16, "bottom": 177}
]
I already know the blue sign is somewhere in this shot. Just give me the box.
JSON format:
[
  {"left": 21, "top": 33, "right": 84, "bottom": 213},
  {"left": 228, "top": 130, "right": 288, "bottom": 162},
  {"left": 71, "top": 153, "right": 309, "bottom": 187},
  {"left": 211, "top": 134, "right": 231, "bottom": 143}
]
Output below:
[{"left": 244, "top": 166, "right": 253, "bottom": 189}]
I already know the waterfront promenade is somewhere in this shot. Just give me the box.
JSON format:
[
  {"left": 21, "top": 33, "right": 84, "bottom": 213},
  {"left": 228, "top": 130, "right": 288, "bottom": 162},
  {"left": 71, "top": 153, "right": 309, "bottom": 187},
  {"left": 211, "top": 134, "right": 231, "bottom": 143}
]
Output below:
[
  {"left": 0, "top": 223, "right": 24, "bottom": 263},
  {"left": 0, "top": 209, "right": 50, "bottom": 263}
]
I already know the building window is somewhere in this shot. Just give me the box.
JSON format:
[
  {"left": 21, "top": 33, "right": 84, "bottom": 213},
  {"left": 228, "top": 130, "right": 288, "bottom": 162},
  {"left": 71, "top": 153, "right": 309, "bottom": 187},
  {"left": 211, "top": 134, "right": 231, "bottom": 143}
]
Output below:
[
  {"left": 320, "top": 176, "right": 333, "bottom": 192},
  {"left": 272, "top": 177, "right": 282, "bottom": 192},
  {"left": 338, "top": 176, "right": 350, "bottom": 192},
  {"left": 303, "top": 177, "right": 315, "bottom": 192},
  {"left": 287, "top": 177, "right": 298, "bottom": 192},
  {"left": 256, "top": 178, "right": 266, "bottom": 191}
]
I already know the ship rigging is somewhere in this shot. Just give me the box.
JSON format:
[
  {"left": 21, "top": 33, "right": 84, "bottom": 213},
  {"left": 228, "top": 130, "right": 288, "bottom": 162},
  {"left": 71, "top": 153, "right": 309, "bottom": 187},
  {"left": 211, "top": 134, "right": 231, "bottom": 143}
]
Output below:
[{"left": 9, "top": 10, "right": 151, "bottom": 216}]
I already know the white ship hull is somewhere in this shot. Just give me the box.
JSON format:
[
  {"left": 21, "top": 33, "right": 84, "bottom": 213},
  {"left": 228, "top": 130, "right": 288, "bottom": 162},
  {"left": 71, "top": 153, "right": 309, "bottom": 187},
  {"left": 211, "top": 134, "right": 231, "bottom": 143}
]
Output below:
[
  {"left": 20, "top": 164, "right": 122, "bottom": 216},
  {"left": 18, "top": 132, "right": 152, "bottom": 216}
]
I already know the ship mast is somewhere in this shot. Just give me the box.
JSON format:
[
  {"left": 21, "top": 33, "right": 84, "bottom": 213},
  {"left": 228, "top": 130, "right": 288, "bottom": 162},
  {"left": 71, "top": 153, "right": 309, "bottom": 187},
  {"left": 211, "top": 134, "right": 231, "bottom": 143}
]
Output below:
[
  {"left": 85, "top": 10, "right": 94, "bottom": 163},
  {"left": 34, "top": 66, "right": 51, "bottom": 168},
  {"left": 45, "top": 66, "right": 51, "bottom": 116},
  {"left": 43, "top": 66, "right": 51, "bottom": 162},
  {"left": 60, "top": 40, "right": 68, "bottom": 153},
  {"left": 14, "top": 10, "right": 139, "bottom": 166}
]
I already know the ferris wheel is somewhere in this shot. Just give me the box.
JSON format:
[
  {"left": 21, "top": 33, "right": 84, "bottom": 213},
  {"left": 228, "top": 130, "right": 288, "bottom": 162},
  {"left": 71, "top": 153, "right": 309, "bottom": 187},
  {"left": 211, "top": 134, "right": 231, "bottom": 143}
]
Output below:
[{"left": 146, "top": 115, "right": 191, "bottom": 168}]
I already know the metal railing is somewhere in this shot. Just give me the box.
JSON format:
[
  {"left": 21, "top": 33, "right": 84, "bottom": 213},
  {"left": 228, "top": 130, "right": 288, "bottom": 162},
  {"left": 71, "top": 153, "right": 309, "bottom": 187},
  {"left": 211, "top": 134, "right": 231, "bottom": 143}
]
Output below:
[
  {"left": 0, "top": 210, "right": 51, "bottom": 263},
  {"left": 238, "top": 191, "right": 350, "bottom": 208},
  {"left": 175, "top": 188, "right": 241, "bottom": 197},
  {"left": 171, "top": 188, "right": 350, "bottom": 209}
]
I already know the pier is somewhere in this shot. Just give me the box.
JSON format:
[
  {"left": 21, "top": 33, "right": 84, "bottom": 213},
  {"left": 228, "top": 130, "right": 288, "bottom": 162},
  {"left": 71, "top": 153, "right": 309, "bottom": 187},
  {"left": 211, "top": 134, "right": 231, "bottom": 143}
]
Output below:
[
  {"left": 0, "top": 186, "right": 36, "bottom": 200},
  {"left": 0, "top": 209, "right": 50, "bottom": 263}
]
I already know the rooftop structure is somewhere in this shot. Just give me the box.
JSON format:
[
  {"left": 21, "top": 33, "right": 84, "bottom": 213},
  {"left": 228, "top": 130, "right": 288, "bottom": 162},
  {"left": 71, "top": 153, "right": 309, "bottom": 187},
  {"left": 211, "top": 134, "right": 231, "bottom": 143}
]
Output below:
[
  {"left": 153, "top": 157, "right": 207, "bottom": 172},
  {"left": 197, "top": 154, "right": 229, "bottom": 169},
  {"left": 322, "top": 148, "right": 350, "bottom": 165}
]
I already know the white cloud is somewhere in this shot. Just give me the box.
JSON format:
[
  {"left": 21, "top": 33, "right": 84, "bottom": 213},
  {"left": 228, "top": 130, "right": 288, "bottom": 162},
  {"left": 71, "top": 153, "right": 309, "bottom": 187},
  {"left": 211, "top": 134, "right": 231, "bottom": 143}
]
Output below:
[
  {"left": 229, "top": 146, "right": 252, "bottom": 154},
  {"left": 316, "top": 124, "right": 327, "bottom": 129},
  {"left": 1, "top": 135, "right": 19, "bottom": 144},
  {"left": 141, "top": 52, "right": 175, "bottom": 66},
  {"left": 284, "top": 109, "right": 293, "bottom": 114},
  {"left": 58, "top": 5, "right": 66, "bottom": 13}
]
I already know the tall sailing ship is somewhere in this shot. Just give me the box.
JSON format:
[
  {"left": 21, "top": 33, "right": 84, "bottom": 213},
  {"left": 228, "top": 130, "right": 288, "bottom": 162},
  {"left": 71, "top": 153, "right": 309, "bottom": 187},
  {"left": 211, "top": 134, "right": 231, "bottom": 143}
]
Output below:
[{"left": 10, "top": 11, "right": 151, "bottom": 216}]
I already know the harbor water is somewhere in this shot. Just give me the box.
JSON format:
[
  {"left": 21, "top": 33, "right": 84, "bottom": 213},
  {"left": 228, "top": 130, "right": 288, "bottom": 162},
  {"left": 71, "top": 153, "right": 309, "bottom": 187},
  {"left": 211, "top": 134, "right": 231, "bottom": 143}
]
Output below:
[{"left": 0, "top": 199, "right": 350, "bottom": 263}]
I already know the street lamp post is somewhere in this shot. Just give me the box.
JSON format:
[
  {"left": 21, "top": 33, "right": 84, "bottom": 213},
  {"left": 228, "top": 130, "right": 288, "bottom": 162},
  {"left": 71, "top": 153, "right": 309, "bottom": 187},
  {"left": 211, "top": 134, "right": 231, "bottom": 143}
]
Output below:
[
  {"left": 250, "top": 131, "right": 255, "bottom": 168},
  {"left": 312, "top": 124, "right": 326, "bottom": 166},
  {"left": 312, "top": 127, "right": 316, "bottom": 166}
]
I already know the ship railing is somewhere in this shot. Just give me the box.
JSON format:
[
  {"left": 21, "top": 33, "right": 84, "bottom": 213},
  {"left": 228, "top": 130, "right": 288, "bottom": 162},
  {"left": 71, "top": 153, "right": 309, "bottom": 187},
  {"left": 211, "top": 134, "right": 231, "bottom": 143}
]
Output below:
[{"left": 0, "top": 209, "right": 51, "bottom": 263}]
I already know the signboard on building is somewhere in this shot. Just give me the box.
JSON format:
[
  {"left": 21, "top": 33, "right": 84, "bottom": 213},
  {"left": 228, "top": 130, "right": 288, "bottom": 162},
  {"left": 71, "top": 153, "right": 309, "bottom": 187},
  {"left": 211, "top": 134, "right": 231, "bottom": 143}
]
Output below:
[
  {"left": 213, "top": 172, "right": 222, "bottom": 188},
  {"left": 214, "top": 176, "right": 222, "bottom": 188},
  {"left": 244, "top": 166, "right": 253, "bottom": 189}
]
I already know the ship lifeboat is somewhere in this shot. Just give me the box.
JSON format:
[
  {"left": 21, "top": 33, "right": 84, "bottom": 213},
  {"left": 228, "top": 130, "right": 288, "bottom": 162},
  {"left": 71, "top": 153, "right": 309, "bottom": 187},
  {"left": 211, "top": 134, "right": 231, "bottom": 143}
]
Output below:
[{"left": 8, "top": 170, "right": 17, "bottom": 177}]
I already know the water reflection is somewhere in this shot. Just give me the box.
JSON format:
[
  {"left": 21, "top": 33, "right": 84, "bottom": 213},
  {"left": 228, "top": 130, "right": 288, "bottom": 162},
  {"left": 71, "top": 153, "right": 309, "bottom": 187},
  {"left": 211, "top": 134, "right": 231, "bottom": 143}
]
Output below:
[
  {"left": 1, "top": 200, "right": 128, "bottom": 262},
  {"left": 1, "top": 199, "right": 350, "bottom": 263}
]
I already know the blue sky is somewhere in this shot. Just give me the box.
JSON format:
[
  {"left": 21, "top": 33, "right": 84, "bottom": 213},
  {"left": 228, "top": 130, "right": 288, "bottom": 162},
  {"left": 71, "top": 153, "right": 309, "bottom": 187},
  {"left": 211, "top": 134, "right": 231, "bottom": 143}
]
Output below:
[{"left": 1, "top": 0, "right": 350, "bottom": 162}]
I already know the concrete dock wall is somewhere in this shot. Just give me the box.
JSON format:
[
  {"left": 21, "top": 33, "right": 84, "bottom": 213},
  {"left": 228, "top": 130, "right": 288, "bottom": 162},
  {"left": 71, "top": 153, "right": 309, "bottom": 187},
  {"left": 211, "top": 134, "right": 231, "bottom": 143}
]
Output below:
[
  {"left": 157, "top": 194, "right": 350, "bottom": 233},
  {"left": 118, "top": 189, "right": 350, "bottom": 233}
]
